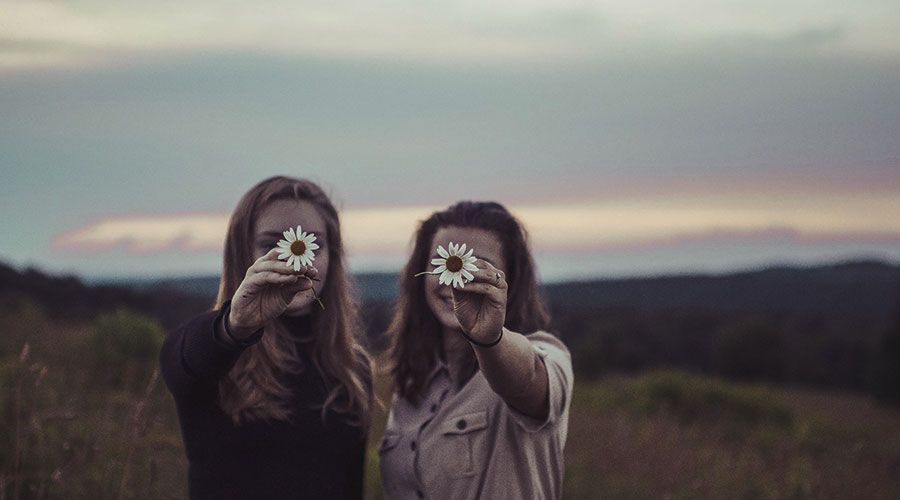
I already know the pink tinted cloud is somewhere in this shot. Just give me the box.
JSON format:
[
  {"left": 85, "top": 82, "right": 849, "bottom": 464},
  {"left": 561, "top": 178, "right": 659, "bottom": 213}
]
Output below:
[
  {"left": 557, "top": 226, "right": 900, "bottom": 254},
  {"left": 54, "top": 212, "right": 228, "bottom": 254},
  {"left": 54, "top": 207, "right": 900, "bottom": 258}
]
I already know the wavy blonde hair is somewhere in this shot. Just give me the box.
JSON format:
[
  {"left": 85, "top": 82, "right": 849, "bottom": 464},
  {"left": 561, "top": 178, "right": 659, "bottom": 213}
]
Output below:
[{"left": 214, "top": 176, "right": 371, "bottom": 428}]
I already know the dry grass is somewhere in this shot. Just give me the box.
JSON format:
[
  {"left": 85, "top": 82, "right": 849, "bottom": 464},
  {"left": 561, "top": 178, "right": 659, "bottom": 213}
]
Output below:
[
  {"left": 2, "top": 300, "right": 899, "bottom": 499},
  {"left": 565, "top": 373, "right": 900, "bottom": 499},
  {"left": 0, "top": 302, "right": 186, "bottom": 499}
]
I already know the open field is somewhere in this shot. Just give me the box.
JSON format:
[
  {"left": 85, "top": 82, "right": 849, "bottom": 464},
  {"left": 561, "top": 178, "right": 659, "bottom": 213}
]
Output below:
[{"left": 3, "top": 301, "right": 899, "bottom": 499}]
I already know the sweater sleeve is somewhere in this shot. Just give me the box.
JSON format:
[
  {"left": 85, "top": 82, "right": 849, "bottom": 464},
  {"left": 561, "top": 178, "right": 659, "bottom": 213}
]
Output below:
[{"left": 159, "top": 301, "right": 262, "bottom": 397}]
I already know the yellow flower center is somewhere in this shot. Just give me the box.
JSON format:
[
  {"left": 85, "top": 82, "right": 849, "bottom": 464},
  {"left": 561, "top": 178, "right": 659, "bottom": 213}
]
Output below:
[
  {"left": 445, "top": 255, "right": 463, "bottom": 272},
  {"left": 290, "top": 240, "right": 307, "bottom": 256}
]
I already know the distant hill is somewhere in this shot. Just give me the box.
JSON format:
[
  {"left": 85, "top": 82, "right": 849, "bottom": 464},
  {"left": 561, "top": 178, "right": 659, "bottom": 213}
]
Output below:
[
  {"left": 108, "top": 273, "right": 401, "bottom": 304},
  {"left": 96, "top": 260, "right": 900, "bottom": 323},
  {"left": 111, "top": 275, "right": 223, "bottom": 300},
  {"left": 544, "top": 260, "right": 900, "bottom": 321},
  {"left": 5, "top": 258, "right": 899, "bottom": 330},
  {"left": 4, "top": 259, "right": 899, "bottom": 392},
  {"left": 0, "top": 262, "right": 212, "bottom": 329}
]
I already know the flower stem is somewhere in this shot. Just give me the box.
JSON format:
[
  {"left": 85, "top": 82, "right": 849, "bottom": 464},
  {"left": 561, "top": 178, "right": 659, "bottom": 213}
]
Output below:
[{"left": 303, "top": 276, "right": 326, "bottom": 310}]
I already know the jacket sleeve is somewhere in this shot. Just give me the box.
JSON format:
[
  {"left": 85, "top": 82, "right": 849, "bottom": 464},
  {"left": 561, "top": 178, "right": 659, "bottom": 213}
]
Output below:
[
  {"left": 159, "top": 301, "right": 262, "bottom": 397},
  {"left": 505, "top": 331, "right": 574, "bottom": 433}
]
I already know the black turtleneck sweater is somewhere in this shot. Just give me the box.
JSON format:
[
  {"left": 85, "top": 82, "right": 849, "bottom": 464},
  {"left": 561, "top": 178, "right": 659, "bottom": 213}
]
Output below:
[{"left": 159, "top": 303, "right": 366, "bottom": 500}]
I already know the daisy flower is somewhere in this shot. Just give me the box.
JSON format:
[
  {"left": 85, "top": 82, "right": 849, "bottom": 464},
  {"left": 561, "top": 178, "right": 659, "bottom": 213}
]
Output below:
[
  {"left": 419, "top": 242, "right": 478, "bottom": 288},
  {"left": 275, "top": 225, "right": 319, "bottom": 271}
]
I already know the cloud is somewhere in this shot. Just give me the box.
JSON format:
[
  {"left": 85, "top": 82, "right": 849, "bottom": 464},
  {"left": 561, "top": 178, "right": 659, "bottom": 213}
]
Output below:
[
  {"left": 54, "top": 213, "right": 229, "bottom": 253},
  {"left": 781, "top": 24, "right": 846, "bottom": 47},
  {"left": 53, "top": 192, "right": 900, "bottom": 258},
  {"left": 585, "top": 226, "right": 900, "bottom": 253},
  {"left": 2, "top": 0, "right": 898, "bottom": 69}
]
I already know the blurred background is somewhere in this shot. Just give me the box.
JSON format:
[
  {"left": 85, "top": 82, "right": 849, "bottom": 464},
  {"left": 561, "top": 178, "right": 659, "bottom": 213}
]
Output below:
[{"left": 2, "top": 0, "right": 900, "bottom": 498}]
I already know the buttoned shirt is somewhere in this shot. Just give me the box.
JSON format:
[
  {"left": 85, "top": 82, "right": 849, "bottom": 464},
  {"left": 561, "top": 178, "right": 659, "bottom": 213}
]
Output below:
[{"left": 379, "top": 331, "right": 573, "bottom": 500}]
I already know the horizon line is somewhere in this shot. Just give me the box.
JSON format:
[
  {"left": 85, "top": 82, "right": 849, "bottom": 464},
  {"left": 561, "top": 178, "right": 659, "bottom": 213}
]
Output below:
[{"left": 24, "top": 255, "right": 896, "bottom": 287}]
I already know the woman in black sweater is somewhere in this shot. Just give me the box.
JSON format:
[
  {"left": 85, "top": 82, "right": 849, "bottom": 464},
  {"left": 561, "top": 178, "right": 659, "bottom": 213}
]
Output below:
[{"left": 159, "top": 176, "right": 372, "bottom": 499}]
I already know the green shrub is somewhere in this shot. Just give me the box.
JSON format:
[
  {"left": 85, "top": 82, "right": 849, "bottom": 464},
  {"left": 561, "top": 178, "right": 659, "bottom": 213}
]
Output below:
[
  {"left": 89, "top": 309, "right": 165, "bottom": 391},
  {"left": 0, "top": 295, "right": 49, "bottom": 358},
  {"left": 873, "top": 303, "right": 900, "bottom": 406},
  {"left": 713, "top": 316, "right": 785, "bottom": 381},
  {"left": 617, "top": 370, "right": 794, "bottom": 429},
  {"left": 91, "top": 309, "right": 164, "bottom": 363}
]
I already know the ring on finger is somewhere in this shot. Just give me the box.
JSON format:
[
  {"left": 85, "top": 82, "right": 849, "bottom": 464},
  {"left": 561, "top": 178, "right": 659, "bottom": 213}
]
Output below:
[{"left": 495, "top": 272, "right": 502, "bottom": 285}]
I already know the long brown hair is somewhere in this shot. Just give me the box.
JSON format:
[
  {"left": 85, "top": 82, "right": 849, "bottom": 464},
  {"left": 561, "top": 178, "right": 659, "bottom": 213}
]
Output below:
[
  {"left": 388, "top": 201, "right": 552, "bottom": 404},
  {"left": 215, "top": 176, "right": 371, "bottom": 428}
]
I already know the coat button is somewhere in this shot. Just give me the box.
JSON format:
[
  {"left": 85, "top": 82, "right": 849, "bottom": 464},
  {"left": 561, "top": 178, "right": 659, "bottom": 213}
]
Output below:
[
  {"left": 456, "top": 419, "right": 467, "bottom": 430},
  {"left": 410, "top": 441, "right": 417, "bottom": 451}
]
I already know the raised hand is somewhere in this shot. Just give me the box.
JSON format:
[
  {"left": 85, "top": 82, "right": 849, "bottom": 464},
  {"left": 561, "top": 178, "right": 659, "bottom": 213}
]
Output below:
[
  {"left": 451, "top": 259, "right": 508, "bottom": 345},
  {"left": 228, "top": 248, "right": 318, "bottom": 337}
]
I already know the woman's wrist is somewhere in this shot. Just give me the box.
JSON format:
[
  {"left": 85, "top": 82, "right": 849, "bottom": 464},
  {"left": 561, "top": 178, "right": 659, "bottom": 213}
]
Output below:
[
  {"left": 226, "top": 309, "right": 253, "bottom": 338},
  {"left": 224, "top": 306, "right": 264, "bottom": 345},
  {"left": 463, "top": 327, "right": 504, "bottom": 348}
]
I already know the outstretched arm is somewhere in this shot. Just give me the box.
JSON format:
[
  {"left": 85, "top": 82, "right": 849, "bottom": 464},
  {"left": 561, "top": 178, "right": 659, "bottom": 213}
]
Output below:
[{"left": 451, "top": 260, "right": 549, "bottom": 419}]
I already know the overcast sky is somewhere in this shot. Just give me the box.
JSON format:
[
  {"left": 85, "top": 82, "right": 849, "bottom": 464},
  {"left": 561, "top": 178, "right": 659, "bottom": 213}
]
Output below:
[{"left": 2, "top": 0, "right": 899, "bottom": 281}]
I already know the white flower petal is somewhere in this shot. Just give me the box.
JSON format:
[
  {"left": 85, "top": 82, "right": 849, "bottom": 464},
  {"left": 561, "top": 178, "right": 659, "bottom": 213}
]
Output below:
[
  {"left": 283, "top": 230, "right": 294, "bottom": 241},
  {"left": 277, "top": 240, "right": 291, "bottom": 249},
  {"left": 463, "top": 262, "right": 478, "bottom": 272},
  {"left": 293, "top": 259, "right": 303, "bottom": 271},
  {"left": 277, "top": 252, "right": 291, "bottom": 261},
  {"left": 306, "top": 234, "right": 317, "bottom": 243},
  {"left": 434, "top": 265, "right": 447, "bottom": 274},
  {"left": 454, "top": 275, "right": 465, "bottom": 288},
  {"left": 437, "top": 245, "right": 449, "bottom": 258},
  {"left": 431, "top": 258, "right": 446, "bottom": 266},
  {"left": 459, "top": 243, "right": 467, "bottom": 255},
  {"left": 462, "top": 269, "right": 474, "bottom": 281},
  {"left": 464, "top": 248, "right": 474, "bottom": 259},
  {"left": 308, "top": 243, "right": 320, "bottom": 251}
]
